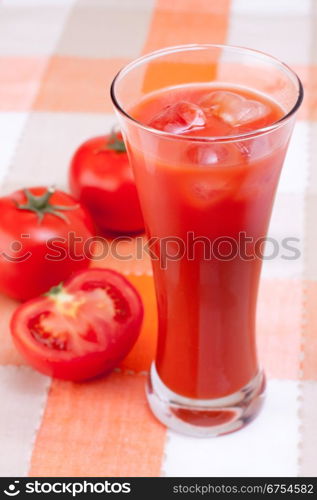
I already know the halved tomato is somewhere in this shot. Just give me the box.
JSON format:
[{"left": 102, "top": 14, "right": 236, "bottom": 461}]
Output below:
[{"left": 10, "top": 269, "right": 143, "bottom": 381}]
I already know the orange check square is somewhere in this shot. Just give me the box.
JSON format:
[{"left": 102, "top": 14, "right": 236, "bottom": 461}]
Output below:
[
  {"left": 302, "top": 281, "right": 317, "bottom": 380},
  {"left": 29, "top": 373, "right": 165, "bottom": 477},
  {"left": 0, "top": 294, "right": 24, "bottom": 366},
  {"left": 294, "top": 65, "right": 317, "bottom": 120},
  {"left": 33, "top": 56, "right": 129, "bottom": 113},
  {"left": 0, "top": 57, "right": 48, "bottom": 111},
  {"left": 257, "top": 279, "right": 302, "bottom": 380},
  {"left": 143, "top": 0, "right": 230, "bottom": 53}
]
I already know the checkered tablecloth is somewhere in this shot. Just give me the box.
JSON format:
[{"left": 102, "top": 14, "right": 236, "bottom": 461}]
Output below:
[{"left": 0, "top": 0, "right": 316, "bottom": 477}]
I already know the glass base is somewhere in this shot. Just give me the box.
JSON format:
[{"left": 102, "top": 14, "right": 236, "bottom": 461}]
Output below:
[{"left": 146, "top": 363, "right": 266, "bottom": 437}]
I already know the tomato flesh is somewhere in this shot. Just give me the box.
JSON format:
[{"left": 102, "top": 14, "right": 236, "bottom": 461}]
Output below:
[
  {"left": 29, "top": 311, "right": 68, "bottom": 351},
  {"left": 80, "top": 280, "right": 130, "bottom": 322},
  {"left": 10, "top": 269, "right": 143, "bottom": 380}
]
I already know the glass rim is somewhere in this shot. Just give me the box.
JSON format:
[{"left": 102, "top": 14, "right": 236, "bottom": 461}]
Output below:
[{"left": 110, "top": 43, "right": 304, "bottom": 143}]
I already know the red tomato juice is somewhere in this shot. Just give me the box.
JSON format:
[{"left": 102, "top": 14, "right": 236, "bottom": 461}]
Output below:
[{"left": 128, "top": 86, "right": 285, "bottom": 399}]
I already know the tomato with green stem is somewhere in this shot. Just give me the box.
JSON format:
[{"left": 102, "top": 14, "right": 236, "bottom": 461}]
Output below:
[
  {"left": 0, "top": 187, "right": 95, "bottom": 301},
  {"left": 10, "top": 268, "right": 144, "bottom": 380},
  {"left": 69, "top": 131, "right": 144, "bottom": 234}
]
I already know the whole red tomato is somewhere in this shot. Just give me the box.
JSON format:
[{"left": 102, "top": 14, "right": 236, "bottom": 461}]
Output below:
[
  {"left": 11, "top": 268, "right": 143, "bottom": 380},
  {"left": 69, "top": 131, "right": 144, "bottom": 234},
  {"left": 0, "top": 187, "right": 95, "bottom": 301}
]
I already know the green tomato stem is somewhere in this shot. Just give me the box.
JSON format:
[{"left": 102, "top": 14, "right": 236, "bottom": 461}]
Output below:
[{"left": 16, "top": 187, "right": 79, "bottom": 224}]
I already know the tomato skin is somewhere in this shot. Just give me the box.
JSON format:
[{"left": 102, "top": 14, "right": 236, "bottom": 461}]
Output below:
[
  {"left": 10, "top": 269, "right": 143, "bottom": 381},
  {"left": 0, "top": 187, "right": 95, "bottom": 301},
  {"left": 69, "top": 135, "right": 144, "bottom": 234}
]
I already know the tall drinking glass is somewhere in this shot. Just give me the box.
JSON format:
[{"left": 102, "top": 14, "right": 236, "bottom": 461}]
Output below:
[{"left": 111, "top": 45, "right": 303, "bottom": 437}]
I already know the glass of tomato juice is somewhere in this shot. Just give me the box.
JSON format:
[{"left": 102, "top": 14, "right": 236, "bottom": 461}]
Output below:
[{"left": 111, "top": 45, "right": 303, "bottom": 437}]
